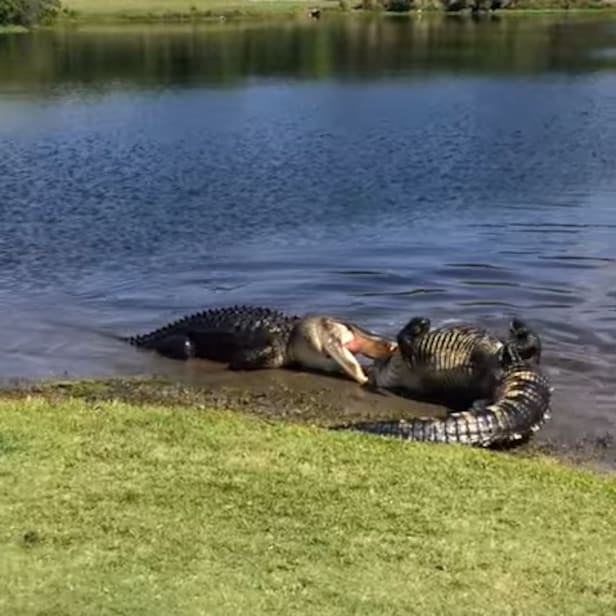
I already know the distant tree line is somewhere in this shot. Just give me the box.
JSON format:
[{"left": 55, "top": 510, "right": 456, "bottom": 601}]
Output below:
[
  {"left": 0, "top": 0, "right": 61, "bottom": 26},
  {"left": 355, "top": 0, "right": 412, "bottom": 9},
  {"left": 357, "top": 0, "right": 510, "bottom": 10}
]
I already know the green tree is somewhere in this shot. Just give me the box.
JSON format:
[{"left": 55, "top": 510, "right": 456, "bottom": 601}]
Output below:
[
  {"left": 386, "top": 0, "right": 412, "bottom": 9},
  {"left": 0, "top": 0, "right": 61, "bottom": 26}
]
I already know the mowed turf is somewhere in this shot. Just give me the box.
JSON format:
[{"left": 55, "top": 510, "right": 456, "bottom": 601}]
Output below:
[
  {"left": 61, "top": 0, "right": 338, "bottom": 19},
  {"left": 1, "top": 394, "right": 615, "bottom": 615}
]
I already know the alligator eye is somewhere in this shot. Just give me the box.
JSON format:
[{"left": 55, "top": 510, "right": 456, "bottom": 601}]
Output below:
[
  {"left": 397, "top": 316, "right": 430, "bottom": 347},
  {"left": 411, "top": 317, "right": 430, "bottom": 334},
  {"left": 510, "top": 318, "right": 529, "bottom": 336}
]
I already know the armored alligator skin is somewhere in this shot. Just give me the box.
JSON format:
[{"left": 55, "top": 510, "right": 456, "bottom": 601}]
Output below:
[
  {"left": 337, "top": 361, "right": 551, "bottom": 447},
  {"left": 126, "top": 305, "right": 397, "bottom": 384},
  {"left": 368, "top": 316, "right": 509, "bottom": 409},
  {"left": 335, "top": 316, "right": 551, "bottom": 447},
  {"left": 127, "top": 306, "right": 296, "bottom": 363}
]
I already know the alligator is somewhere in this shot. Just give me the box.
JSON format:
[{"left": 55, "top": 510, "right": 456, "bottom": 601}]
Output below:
[
  {"left": 125, "top": 305, "right": 397, "bottom": 384},
  {"left": 334, "top": 316, "right": 552, "bottom": 447}
]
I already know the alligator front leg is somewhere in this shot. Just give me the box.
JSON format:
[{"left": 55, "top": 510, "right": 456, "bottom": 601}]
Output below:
[
  {"left": 141, "top": 334, "right": 197, "bottom": 360},
  {"left": 507, "top": 318, "right": 542, "bottom": 365},
  {"left": 228, "top": 344, "right": 286, "bottom": 370}
]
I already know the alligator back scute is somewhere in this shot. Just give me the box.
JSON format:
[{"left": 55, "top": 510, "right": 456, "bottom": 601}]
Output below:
[
  {"left": 127, "top": 305, "right": 299, "bottom": 362},
  {"left": 395, "top": 319, "right": 506, "bottom": 408}
]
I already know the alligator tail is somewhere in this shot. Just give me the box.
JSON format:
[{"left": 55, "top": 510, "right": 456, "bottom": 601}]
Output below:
[{"left": 334, "top": 363, "right": 552, "bottom": 448}]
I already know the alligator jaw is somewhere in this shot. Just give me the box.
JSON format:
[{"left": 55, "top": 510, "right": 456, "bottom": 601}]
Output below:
[
  {"left": 341, "top": 322, "right": 398, "bottom": 359},
  {"left": 322, "top": 319, "right": 397, "bottom": 384},
  {"left": 288, "top": 317, "right": 397, "bottom": 385}
]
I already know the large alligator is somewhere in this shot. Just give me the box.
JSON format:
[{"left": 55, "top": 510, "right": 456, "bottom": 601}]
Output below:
[
  {"left": 125, "top": 304, "right": 550, "bottom": 446},
  {"left": 334, "top": 316, "right": 552, "bottom": 447},
  {"left": 126, "top": 305, "right": 397, "bottom": 384}
]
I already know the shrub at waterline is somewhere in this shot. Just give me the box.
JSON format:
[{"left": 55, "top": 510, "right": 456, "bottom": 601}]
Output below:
[{"left": 0, "top": 0, "right": 61, "bottom": 26}]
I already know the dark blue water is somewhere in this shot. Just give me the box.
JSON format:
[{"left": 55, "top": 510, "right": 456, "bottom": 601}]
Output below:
[{"left": 1, "top": 17, "right": 616, "bottom": 443}]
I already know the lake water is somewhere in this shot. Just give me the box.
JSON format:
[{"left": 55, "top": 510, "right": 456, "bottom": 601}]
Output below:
[{"left": 1, "top": 15, "right": 616, "bottom": 447}]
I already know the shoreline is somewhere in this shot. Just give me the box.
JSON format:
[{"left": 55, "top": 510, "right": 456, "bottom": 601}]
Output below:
[
  {"left": 51, "top": 7, "right": 616, "bottom": 26},
  {"left": 2, "top": 375, "right": 614, "bottom": 473},
  {"left": 2, "top": 2, "right": 616, "bottom": 32}
]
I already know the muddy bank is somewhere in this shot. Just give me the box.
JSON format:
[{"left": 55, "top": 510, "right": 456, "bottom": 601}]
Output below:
[
  {"left": 2, "top": 357, "right": 614, "bottom": 472},
  {"left": 1, "top": 357, "right": 446, "bottom": 425}
]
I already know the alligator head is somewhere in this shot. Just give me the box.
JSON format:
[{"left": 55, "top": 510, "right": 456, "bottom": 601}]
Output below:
[{"left": 288, "top": 316, "right": 397, "bottom": 385}]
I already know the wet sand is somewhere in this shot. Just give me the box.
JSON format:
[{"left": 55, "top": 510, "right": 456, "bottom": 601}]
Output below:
[
  {"left": 3, "top": 355, "right": 615, "bottom": 472},
  {"left": 2, "top": 356, "right": 447, "bottom": 425}
]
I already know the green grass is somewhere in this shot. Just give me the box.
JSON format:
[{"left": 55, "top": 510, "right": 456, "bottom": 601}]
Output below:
[
  {"left": 52, "top": 0, "right": 616, "bottom": 23},
  {"left": 59, "top": 0, "right": 342, "bottom": 22},
  {"left": 1, "top": 390, "right": 615, "bottom": 615},
  {"left": 0, "top": 25, "right": 28, "bottom": 33}
]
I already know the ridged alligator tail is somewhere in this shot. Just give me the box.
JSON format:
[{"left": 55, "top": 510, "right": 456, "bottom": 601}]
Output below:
[
  {"left": 125, "top": 305, "right": 397, "bottom": 384},
  {"left": 333, "top": 316, "right": 552, "bottom": 447}
]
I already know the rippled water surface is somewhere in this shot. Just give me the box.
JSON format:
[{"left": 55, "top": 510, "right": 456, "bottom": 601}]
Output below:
[{"left": 1, "top": 16, "right": 616, "bottom": 445}]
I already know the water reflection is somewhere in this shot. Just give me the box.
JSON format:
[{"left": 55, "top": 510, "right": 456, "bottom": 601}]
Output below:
[
  {"left": 1, "top": 16, "right": 616, "bottom": 94},
  {"left": 1, "top": 16, "right": 616, "bottom": 451}
]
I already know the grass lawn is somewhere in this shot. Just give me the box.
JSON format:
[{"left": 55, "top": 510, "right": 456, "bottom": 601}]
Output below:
[
  {"left": 60, "top": 0, "right": 341, "bottom": 21},
  {"left": 0, "top": 25, "right": 28, "bottom": 32},
  {"left": 1, "top": 385, "right": 615, "bottom": 615},
  {"left": 58, "top": 0, "right": 616, "bottom": 22}
]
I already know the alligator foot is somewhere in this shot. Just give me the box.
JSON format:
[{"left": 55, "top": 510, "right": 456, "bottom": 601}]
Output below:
[
  {"left": 469, "top": 398, "right": 490, "bottom": 412},
  {"left": 508, "top": 318, "right": 542, "bottom": 364},
  {"left": 142, "top": 334, "right": 197, "bottom": 360},
  {"left": 228, "top": 344, "right": 286, "bottom": 370}
]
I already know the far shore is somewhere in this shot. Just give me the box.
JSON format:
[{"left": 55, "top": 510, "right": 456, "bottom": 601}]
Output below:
[
  {"left": 58, "top": 2, "right": 616, "bottom": 25},
  {"left": 1, "top": 0, "right": 614, "bottom": 31}
]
